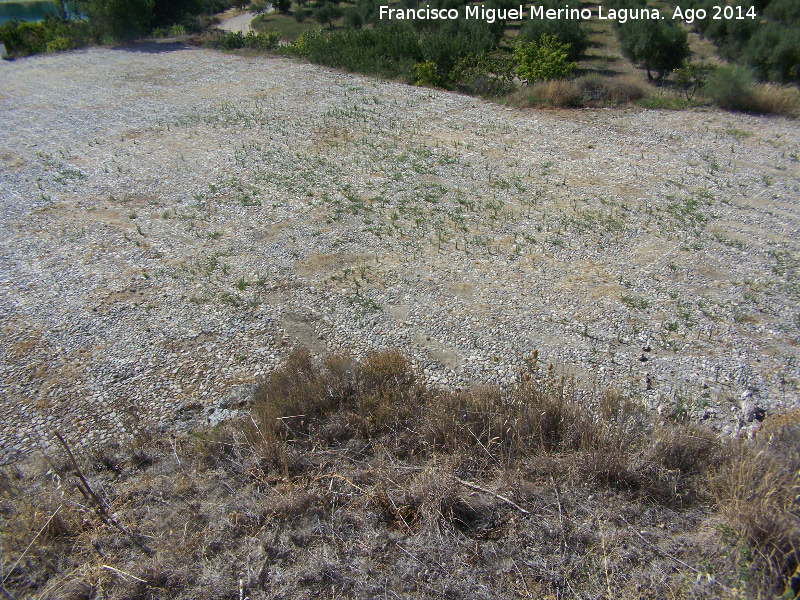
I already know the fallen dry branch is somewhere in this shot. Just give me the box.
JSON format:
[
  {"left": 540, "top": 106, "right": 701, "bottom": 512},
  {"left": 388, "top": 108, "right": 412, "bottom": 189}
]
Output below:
[
  {"left": 55, "top": 432, "right": 153, "bottom": 556},
  {"left": 450, "top": 475, "right": 530, "bottom": 515},
  {"left": 2, "top": 504, "right": 62, "bottom": 586},
  {"left": 101, "top": 565, "right": 148, "bottom": 584}
]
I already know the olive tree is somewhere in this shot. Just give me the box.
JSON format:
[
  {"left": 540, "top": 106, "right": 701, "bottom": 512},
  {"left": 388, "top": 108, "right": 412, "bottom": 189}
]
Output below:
[{"left": 617, "top": 19, "right": 690, "bottom": 81}]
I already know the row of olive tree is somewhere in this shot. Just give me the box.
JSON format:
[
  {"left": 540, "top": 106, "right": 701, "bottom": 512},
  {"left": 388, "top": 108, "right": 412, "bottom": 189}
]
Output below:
[
  {"left": 602, "top": 0, "right": 690, "bottom": 82},
  {"left": 672, "top": 0, "right": 799, "bottom": 83}
]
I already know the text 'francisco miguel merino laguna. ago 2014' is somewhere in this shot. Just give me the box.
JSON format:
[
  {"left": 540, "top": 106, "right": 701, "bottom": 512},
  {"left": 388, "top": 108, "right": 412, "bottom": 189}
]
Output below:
[{"left": 378, "top": 4, "right": 758, "bottom": 24}]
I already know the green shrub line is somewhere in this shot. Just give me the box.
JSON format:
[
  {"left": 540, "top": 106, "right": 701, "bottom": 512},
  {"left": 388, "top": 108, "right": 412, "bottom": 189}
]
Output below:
[
  {"left": 666, "top": 0, "right": 800, "bottom": 84},
  {"left": 280, "top": 14, "right": 797, "bottom": 115},
  {"left": 0, "top": 14, "right": 92, "bottom": 54},
  {"left": 210, "top": 28, "right": 280, "bottom": 51},
  {"left": 0, "top": 0, "right": 248, "bottom": 56},
  {"left": 2, "top": 0, "right": 797, "bottom": 116}
]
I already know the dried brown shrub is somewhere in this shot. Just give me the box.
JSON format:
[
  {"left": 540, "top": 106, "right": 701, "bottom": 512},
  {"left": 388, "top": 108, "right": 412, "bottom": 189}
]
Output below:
[
  {"left": 737, "top": 83, "right": 800, "bottom": 116},
  {"left": 576, "top": 74, "right": 647, "bottom": 105},
  {"left": 709, "top": 410, "right": 800, "bottom": 593}
]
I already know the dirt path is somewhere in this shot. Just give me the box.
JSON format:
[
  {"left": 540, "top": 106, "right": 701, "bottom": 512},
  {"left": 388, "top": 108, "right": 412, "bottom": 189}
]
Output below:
[{"left": 218, "top": 10, "right": 260, "bottom": 33}]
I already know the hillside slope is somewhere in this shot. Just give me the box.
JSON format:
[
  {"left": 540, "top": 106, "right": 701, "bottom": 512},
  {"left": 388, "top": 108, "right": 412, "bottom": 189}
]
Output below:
[{"left": 1, "top": 46, "right": 799, "bottom": 462}]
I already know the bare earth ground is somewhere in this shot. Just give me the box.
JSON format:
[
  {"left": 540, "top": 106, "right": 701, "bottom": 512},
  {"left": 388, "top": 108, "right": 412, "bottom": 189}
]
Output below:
[
  {"left": 217, "top": 9, "right": 259, "bottom": 33},
  {"left": 1, "top": 45, "right": 799, "bottom": 460}
]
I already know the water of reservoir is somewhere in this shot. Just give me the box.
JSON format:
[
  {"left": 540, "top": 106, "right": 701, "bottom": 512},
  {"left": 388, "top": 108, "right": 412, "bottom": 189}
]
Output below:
[{"left": 0, "top": 1, "right": 81, "bottom": 24}]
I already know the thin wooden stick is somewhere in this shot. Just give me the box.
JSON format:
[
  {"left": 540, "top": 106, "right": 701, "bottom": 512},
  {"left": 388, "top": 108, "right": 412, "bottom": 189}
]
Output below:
[
  {"left": 467, "top": 428, "right": 502, "bottom": 468},
  {"left": 2, "top": 505, "right": 62, "bottom": 585},
  {"left": 551, "top": 474, "right": 566, "bottom": 557},
  {"left": 313, "top": 473, "right": 367, "bottom": 494},
  {"left": 101, "top": 565, "right": 148, "bottom": 584},
  {"left": 450, "top": 475, "right": 530, "bottom": 515},
  {"left": 618, "top": 514, "right": 735, "bottom": 594},
  {"left": 55, "top": 432, "right": 153, "bottom": 556}
]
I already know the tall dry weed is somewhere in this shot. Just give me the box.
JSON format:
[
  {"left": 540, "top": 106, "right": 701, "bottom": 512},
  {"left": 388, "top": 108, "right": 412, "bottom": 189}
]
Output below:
[{"left": 710, "top": 410, "right": 800, "bottom": 593}]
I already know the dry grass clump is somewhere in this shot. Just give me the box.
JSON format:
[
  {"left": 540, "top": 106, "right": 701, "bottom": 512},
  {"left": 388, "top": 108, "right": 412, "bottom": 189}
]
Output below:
[
  {"left": 2, "top": 348, "right": 799, "bottom": 599},
  {"left": 250, "top": 346, "right": 328, "bottom": 433},
  {"left": 744, "top": 84, "right": 800, "bottom": 116},
  {"left": 0, "top": 461, "right": 92, "bottom": 597},
  {"left": 507, "top": 79, "right": 582, "bottom": 109},
  {"left": 249, "top": 347, "right": 423, "bottom": 459},
  {"left": 702, "top": 65, "right": 800, "bottom": 116},
  {"left": 708, "top": 408, "right": 800, "bottom": 594},
  {"left": 425, "top": 374, "right": 595, "bottom": 459},
  {"left": 506, "top": 75, "right": 648, "bottom": 109},
  {"left": 576, "top": 74, "right": 648, "bottom": 105},
  {"left": 713, "top": 83, "right": 800, "bottom": 116}
]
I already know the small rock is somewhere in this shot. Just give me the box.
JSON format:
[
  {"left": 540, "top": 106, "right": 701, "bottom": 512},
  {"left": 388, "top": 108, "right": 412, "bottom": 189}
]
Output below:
[{"left": 741, "top": 399, "right": 766, "bottom": 423}]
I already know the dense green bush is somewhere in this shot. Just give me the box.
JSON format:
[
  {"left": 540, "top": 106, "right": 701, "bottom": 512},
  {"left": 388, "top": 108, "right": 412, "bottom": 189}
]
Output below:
[
  {"left": 217, "top": 29, "right": 280, "bottom": 50},
  {"left": 674, "top": 0, "right": 800, "bottom": 83},
  {"left": 764, "top": 0, "right": 800, "bottom": 25},
  {"left": 740, "top": 22, "right": 800, "bottom": 83},
  {"left": 703, "top": 64, "right": 756, "bottom": 110},
  {"left": 294, "top": 24, "right": 422, "bottom": 82},
  {"left": 617, "top": 18, "right": 690, "bottom": 81},
  {"left": 514, "top": 34, "right": 577, "bottom": 84},
  {"left": 0, "top": 15, "right": 92, "bottom": 55},
  {"left": 701, "top": 64, "right": 800, "bottom": 114},
  {"left": 78, "top": 0, "right": 154, "bottom": 41},
  {"left": 293, "top": 21, "right": 499, "bottom": 87},
  {"left": 518, "top": 0, "right": 588, "bottom": 62},
  {"left": 419, "top": 20, "right": 498, "bottom": 83},
  {"left": 413, "top": 60, "right": 440, "bottom": 87},
  {"left": 151, "top": 23, "right": 187, "bottom": 37},
  {"left": 449, "top": 52, "right": 515, "bottom": 96}
]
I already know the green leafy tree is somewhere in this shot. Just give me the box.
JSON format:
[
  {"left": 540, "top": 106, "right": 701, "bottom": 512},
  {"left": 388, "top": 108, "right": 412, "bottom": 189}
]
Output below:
[
  {"left": 514, "top": 33, "right": 576, "bottom": 85},
  {"left": 79, "top": 0, "right": 154, "bottom": 40},
  {"left": 742, "top": 22, "right": 800, "bottom": 83},
  {"left": 249, "top": 0, "right": 270, "bottom": 14},
  {"left": 344, "top": 6, "right": 363, "bottom": 29},
  {"left": 313, "top": 2, "right": 341, "bottom": 28},
  {"left": 617, "top": 19, "right": 690, "bottom": 81},
  {"left": 518, "top": 0, "right": 587, "bottom": 62},
  {"left": 272, "top": 0, "right": 291, "bottom": 14},
  {"left": 673, "top": 62, "right": 715, "bottom": 100}
]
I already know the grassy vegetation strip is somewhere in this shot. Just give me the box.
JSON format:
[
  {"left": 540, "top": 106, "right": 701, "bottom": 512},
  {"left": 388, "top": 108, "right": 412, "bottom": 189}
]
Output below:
[{"left": 2, "top": 349, "right": 798, "bottom": 599}]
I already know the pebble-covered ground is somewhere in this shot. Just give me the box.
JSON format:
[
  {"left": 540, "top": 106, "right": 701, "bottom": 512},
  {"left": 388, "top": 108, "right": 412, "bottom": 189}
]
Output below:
[{"left": 1, "top": 44, "right": 799, "bottom": 461}]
